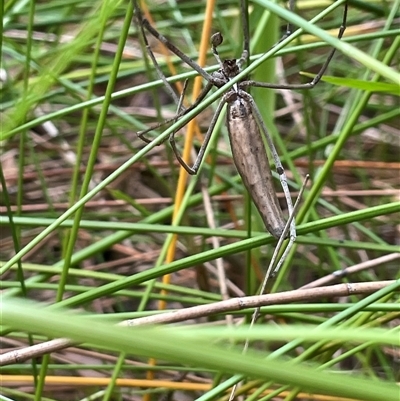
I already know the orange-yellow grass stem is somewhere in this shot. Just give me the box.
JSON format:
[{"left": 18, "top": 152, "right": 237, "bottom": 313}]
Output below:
[
  {"left": 144, "top": 2, "right": 216, "bottom": 397},
  {"left": 159, "top": 0, "right": 216, "bottom": 306}
]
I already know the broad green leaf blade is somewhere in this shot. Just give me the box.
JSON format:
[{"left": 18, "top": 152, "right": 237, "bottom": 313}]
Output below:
[{"left": 2, "top": 298, "right": 399, "bottom": 401}]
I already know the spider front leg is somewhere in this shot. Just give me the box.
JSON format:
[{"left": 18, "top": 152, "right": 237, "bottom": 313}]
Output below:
[
  {"left": 242, "top": 0, "right": 348, "bottom": 91},
  {"left": 169, "top": 96, "right": 228, "bottom": 175}
]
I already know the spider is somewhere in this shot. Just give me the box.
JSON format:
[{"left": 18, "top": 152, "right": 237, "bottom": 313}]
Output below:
[{"left": 133, "top": 0, "right": 348, "bottom": 272}]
